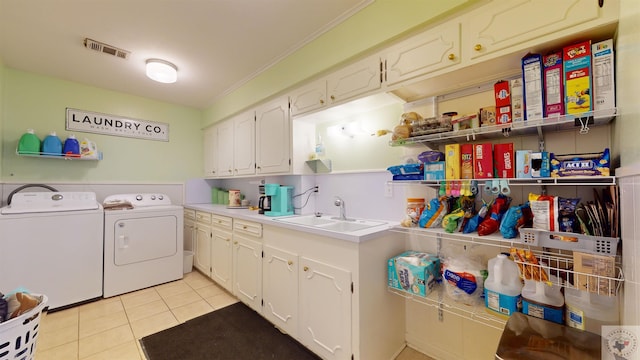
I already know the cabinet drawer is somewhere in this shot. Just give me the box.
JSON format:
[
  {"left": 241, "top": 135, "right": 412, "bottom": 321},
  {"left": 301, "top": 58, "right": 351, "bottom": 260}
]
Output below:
[
  {"left": 195, "top": 211, "right": 211, "bottom": 224},
  {"left": 234, "top": 219, "right": 263, "bottom": 238},
  {"left": 211, "top": 214, "right": 233, "bottom": 229},
  {"left": 184, "top": 208, "right": 196, "bottom": 221}
]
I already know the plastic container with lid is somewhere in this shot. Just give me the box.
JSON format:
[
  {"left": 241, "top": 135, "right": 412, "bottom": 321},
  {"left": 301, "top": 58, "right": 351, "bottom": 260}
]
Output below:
[
  {"left": 484, "top": 253, "right": 523, "bottom": 318},
  {"left": 565, "top": 286, "right": 619, "bottom": 335},
  {"left": 521, "top": 275, "right": 564, "bottom": 324},
  {"left": 406, "top": 197, "right": 425, "bottom": 226},
  {"left": 41, "top": 131, "right": 62, "bottom": 155},
  {"left": 63, "top": 134, "right": 80, "bottom": 157},
  {"left": 17, "top": 129, "right": 41, "bottom": 154}
]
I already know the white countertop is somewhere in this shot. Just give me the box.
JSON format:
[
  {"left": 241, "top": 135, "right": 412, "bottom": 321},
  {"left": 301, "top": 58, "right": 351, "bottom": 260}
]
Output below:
[{"left": 184, "top": 203, "right": 397, "bottom": 243}]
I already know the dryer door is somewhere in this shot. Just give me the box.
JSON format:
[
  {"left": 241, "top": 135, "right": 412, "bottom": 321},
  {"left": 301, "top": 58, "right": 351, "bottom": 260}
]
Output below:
[{"left": 113, "top": 215, "right": 178, "bottom": 265}]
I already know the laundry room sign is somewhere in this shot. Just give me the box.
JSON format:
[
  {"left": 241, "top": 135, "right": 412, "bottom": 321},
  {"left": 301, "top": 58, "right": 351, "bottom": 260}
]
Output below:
[{"left": 66, "top": 108, "right": 169, "bottom": 141}]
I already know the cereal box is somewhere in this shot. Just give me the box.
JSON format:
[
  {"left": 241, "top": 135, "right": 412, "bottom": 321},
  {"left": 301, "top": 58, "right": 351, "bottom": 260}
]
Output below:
[
  {"left": 494, "top": 80, "right": 512, "bottom": 124},
  {"left": 563, "top": 41, "right": 592, "bottom": 114},
  {"left": 473, "top": 143, "right": 493, "bottom": 179},
  {"left": 494, "top": 143, "right": 514, "bottom": 178},
  {"left": 516, "top": 150, "right": 532, "bottom": 178},
  {"left": 522, "top": 53, "right": 544, "bottom": 120},
  {"left": 388, "top": 251, "right": 440, "bottom": 298},
  {"left": 510, "top": 78, "right": 524, "bottom": 123},
  {"left": 592, "top": 39, "right": 615, "bottom": 111},
  {"left": 460, "top": 144, "right": 474, "bottom": 179},
  {"left": 543, "top": 51, "right": 564, "bottom": 116},
  {"left": 445, "top": 144, "right": 461, "bottom": 180}
]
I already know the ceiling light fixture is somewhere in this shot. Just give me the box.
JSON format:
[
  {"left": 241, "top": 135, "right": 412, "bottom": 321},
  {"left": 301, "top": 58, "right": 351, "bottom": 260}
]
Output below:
[{"left": 145, "top": 59, "right": 178, "bottom": 83}]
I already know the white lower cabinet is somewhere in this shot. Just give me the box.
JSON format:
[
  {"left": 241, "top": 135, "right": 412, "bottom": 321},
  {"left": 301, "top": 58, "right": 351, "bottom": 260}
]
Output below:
[
  {"left": 210, "top": 214, "right": 233, "bottom": 291},
  {"left": 232, "top": 219, "right": 263, "bottom": 313},
  {"left": 299, "top": 257, "right": 352, "bottom": 360},
  {"left": 262, "top": 245, "right": 299, "bottom": 337},
  {"left": 194, "top": 211, "right": 212, "bottom": 275}
]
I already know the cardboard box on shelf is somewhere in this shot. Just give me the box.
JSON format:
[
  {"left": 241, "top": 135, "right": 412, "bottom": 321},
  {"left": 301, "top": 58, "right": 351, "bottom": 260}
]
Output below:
[
  {"left": 573, "top": 251, "right": 616, "bottom": 296},
  {"left": 494, "top": 80, "right": 512, "bottom": 124},
  {"left": 516, "top": 150, "right": 533, "bottom": 178},
  {"left": 543, "top": 51, "right": 564, "bottom": 117},
  {"left": 445, "top": 144, "right": 461, "bottom": 180},
  {"left": 388, "top": 251, "right": 440, "bottom": 298},
  {"left": 494, "top": 143, "right": 514, "bottom": 178},
  {"left": 479, "top": 106, "right": 496, "bottom": 127},
  {"left": 424, "top": 161, "right": 445, "bottom": 180},
  {"left": 511, "top": 78, "right": 524, "bottom": 123},
  {"left": 563, "top": 40, "right": 592, "bottom": 115},
  {"left": 474, "top": 143, "right": 493, "bottom": 179},
  {"left": 531, "top": 152, "right": 550, "bottom": 178},
  {"left": 592, "top": 39, "right": 615, "bottom": 111},
  {"left": 461, "top": 144, "right": 474, "bottom": 179},
  {"left": 522, "top": 53, "right": 544, "bottom": 120}
]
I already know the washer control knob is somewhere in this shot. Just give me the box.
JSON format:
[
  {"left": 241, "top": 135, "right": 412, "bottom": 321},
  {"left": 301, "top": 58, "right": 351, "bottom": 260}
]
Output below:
[
  {"left": 151, "top": 195, "right": 156, "bottom": 200},
  {"left": 158, "top": 195, "right": 164, "bottom": 200},
  {"left": 136, "top": 194, "right": 143, "bottom": 201}
]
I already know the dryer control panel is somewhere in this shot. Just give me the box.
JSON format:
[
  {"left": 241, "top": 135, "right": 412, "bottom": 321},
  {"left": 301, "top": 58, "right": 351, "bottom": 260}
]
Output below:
[{"left": 103, "top": 193, "right": 172, "bottom": 208}]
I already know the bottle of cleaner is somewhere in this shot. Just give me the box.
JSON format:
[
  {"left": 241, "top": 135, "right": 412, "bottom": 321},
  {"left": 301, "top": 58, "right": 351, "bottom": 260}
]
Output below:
[
  {"left": 484, "top": 253, "right": 523, "bottom": 318},
  {"left": 565, "top": 287, "right": 619, "bottom": 335},
  {"left": 79, "top": 138, "right": 98, "bottom": 159},
  {"left": 521, "top": 275, "right": 564, "bottom": 324},
  {"left": 63, "top": 134, "right": 80, "bottom": 157},
  {"left": 41, "top": 131, "right": 63, "bottom": 155},
  {"left": 17, "top": 129, "right": 41, "bottom": 154}
]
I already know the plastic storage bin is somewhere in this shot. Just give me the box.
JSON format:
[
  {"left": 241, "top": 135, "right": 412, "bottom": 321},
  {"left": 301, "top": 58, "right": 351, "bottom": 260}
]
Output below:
[{"left": 0, "top": 294, "right": 48, "bottom": 360}]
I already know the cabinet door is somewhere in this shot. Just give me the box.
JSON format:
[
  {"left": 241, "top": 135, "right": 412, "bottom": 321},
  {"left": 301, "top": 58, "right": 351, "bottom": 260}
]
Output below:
[
  {"left": 262, "top": 245, "right": 299, "bottom": 337},
  {"left": 463, "top": 0, "right": 600, "bottom": 62},
  {"left": 326, "top": 55, "right": 381, "bottom": 105},
  {"left": 299, "top": 257, "right": 352, "bottom": 360},
  {"left": 233, "top": 110, "right": 256, "bottom": 176},
  {"left": 216, "top": 120, "right": 234, "bottom": 177},
  {"left": 211, "top": 227, "right": 233, "bottom": 291},
  {"left": 233, "top": 235, "right": 262, "bottom": 313},
  {"left": 385, "top": 21, "right": 461, "bottom": 87},
  {"left": 203, "top": 125, "right": 217, "bottom": 177},
  {"left": 290, "top": 78, "right": 327, "bottom": 117},
  {"left": 255, "top": 96, "right": 291, "bottom": 175},
  {"left": 194, "top": 223, "right": 211, "bottom": 276}
]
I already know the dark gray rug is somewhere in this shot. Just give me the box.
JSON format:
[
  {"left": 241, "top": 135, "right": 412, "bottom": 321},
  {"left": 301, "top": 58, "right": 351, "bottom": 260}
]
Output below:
[{"left": 140, "top": 302, "right": 321, "bottom": 360}]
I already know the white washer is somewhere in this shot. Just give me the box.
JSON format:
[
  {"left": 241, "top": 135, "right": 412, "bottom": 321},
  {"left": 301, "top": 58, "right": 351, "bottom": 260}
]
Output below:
[
  {"left": 103, "top": 193, "right": 183, "bottom": 297},
  {"left": 0, "top": 191, "right": 104, "bottom": 310}
]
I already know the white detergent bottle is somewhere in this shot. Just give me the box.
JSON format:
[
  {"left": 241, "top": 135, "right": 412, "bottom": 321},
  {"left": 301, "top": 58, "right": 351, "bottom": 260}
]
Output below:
[
  {"left": 522, "top": 275, "right": 564, "bottom": 324},
  {"left": 565, "top": 286, "right": 619, "bottom": 335},
  {"left": 484, "top": 253, "right": 523, "bottom": 318}
]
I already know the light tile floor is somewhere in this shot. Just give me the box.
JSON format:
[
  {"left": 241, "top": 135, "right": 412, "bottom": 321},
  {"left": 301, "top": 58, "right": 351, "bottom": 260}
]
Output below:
[{"left": 35, "top": 270, "right": 433, "bottom": 360}]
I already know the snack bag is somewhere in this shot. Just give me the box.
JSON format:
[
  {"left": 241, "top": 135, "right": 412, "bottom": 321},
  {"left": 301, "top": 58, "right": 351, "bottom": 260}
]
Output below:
[
  {"left": 419, "top": 196, "right": 448, "bottom": 228},
  {"left": 478, "top": 195, "right": 512, "bottom": 236},
  {"left": 499, "top": 203, "right": 533, "bottom": 239},
  {"left": 529, "top": 193, "right": 559, "bottom": 231},
  {"left": 558, "top": 197, "right": 580, "bottom": 233},
  {"left": 442, "top": 207, "right": 465, "bottom": 233},
  {"left": 463, "top": 201, "right": 489, "bottom": 234}
]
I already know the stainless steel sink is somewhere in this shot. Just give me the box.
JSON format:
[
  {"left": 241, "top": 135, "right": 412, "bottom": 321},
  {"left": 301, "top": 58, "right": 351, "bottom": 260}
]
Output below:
[{"left": 274, "top": 215, "right": 387, "bottom": 233}]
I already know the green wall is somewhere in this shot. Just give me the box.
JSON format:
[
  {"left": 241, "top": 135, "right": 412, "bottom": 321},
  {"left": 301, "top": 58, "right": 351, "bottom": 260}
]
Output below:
[
  {"left": 203, "top": 0, "right": 473, "bottom": 127},
  {"left": 1, "top": 69, "right": 203, "bottom": 182}
]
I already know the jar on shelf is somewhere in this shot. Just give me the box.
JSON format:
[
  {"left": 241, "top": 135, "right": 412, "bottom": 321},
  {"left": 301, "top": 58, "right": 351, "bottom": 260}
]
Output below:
[{"left": 406, "top": 198, "right": 425, "bottom": 225}]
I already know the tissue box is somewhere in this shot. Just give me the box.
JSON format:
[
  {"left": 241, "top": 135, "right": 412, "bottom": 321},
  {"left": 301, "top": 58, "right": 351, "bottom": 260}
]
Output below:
[
  {"left": 388, "top": 251, "right": 440, "bottom": 298},
  {"left": 516, "top": 150, "right": 533, "bottom": 178},
  {"left": 424, "top": 161, "right": 445, "bottom": 180}
]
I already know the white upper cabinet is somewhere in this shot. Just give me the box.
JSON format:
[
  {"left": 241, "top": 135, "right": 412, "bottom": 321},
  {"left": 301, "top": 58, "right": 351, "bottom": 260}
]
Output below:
[
  {"left": 255, "top": 96, "right": 291, "bottom": 175},
  {"left": 290, "top": 78, "right": 327, "bottom": 117},
  {"left": 216, "top": 120, "right": 234, "bottom": 177},
  {"left": 326, "top": 55, "right": 381, "bottom": 106},
  {"left": 233, "top": 110, "right": 256, "bottom": 176},
  {"left": 384, "top": 21, "right": 461, "bottom": 87},
  {"left": 203, "top": 125, "right": 217, "bottom": 178},
  {"left": 463, "top": 0, "right": 605, "bottom": 63}
]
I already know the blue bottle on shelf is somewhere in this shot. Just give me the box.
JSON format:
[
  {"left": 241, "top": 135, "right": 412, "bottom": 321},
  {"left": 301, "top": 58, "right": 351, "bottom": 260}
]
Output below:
[
  {"left": 41, "top": 131, "right": 63, "bottom": 156},
  {"left": 63, "top": 134, "right": 80, "bottom": 157}
]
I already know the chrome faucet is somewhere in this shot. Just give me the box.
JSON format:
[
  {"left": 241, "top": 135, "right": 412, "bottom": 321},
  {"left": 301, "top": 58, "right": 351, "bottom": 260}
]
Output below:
[{"left": 333, "top": 196, "right": 348, "bottom": 221}]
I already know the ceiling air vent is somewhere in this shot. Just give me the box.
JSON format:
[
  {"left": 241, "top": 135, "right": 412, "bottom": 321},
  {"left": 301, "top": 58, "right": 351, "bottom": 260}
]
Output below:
[{"left": 84, "top": 38, "right": 130, "bottom": 59}]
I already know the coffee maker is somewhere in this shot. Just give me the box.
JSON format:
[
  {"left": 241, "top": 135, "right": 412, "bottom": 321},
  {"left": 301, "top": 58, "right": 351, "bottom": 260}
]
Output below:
[
  {"left": 263, "top": 183, "right": 293, "bottom": 217},
  {"left": 258, "top": 184, "right": 271, "bottom": 214}
]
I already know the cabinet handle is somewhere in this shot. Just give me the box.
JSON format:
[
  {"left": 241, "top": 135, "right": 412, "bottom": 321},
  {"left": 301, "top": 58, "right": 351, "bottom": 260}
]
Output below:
[
  {"left": 234, "top": 241, "right": 238, "bottom": 245},
  {"left": 303, "top": 266, "right": 309, "bottom": 272},
  {"left": 448, "top": 53, "right": 455, "bottom": 60},
  {"left": 243, "top": 225, "right": 247, "bottom": 229},
  {"left": 320, "top": 99, "right": 325, "bottom": 105},
  {"left": 288, "top": 260, "right": 293, "bottom": 266},
  {"left": 474, "top": 44, "right": 482, "bottom": 51},
  {"left": 330, "top": 95, "right": 335, "bottom": 101}
]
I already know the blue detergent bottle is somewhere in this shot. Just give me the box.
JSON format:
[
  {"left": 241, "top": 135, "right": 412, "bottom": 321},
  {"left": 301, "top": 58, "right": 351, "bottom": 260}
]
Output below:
[
  {"left": 17, "top": 129, "right": 41, "bottom": 155},
  {"left": 42, "top": 131, "right": 63, "bottom": 156},
  {"left": 63, "top": 134, "right": 80, "bottom": 157}
]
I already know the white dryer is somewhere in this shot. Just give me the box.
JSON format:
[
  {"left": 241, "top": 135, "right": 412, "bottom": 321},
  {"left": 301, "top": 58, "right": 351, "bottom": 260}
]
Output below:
[{"left": 103, "top": 193, "right": 183, "bottom": 297}]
